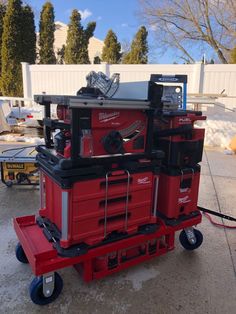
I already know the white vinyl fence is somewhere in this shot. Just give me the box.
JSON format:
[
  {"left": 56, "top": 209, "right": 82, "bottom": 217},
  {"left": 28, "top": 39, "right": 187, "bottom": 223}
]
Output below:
[{"left": 21, "top": 62, "right": 236, "bottom": 148}]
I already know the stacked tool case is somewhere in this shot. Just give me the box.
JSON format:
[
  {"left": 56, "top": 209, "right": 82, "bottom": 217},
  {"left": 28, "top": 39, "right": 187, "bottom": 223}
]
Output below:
[
  {"left": 153, "top": 110, "right": 206, "bottom": 167},
  {"left": 153, "top": 109, "right": 206, "bottom": 221},
  {"left": 13, "top": 74, "right": 206, "bottom": 305},
  {"left": 35, "top": 95, "right": 163, "bottom": 253}
]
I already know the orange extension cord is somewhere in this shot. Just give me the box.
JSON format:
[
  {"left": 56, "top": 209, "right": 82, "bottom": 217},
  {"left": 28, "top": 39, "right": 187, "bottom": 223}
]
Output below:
[{"left": 203, "top": 212, "right": 236, "bottom": 229}]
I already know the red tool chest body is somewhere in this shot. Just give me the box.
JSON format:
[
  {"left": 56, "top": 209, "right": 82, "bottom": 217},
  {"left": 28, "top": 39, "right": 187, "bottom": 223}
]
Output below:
[
  {"left": 157, "top": 165, "right": 201, "bottom": 219},
  {"left": 40, "top": 169, "right": 159, "bottom": 248},
  {"left": 154, "top": 111, "right": 206, "bottom": 167}
]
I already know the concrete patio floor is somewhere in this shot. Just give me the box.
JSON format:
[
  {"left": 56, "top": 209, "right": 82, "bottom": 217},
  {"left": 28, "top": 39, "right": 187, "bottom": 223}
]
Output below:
[{"left": 0, "top": 147, "right": 235, "bottom": 314}]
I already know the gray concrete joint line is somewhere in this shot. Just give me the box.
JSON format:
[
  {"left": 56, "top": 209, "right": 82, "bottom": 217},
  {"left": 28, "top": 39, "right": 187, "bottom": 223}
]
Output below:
[
  {"left": 204, "top": 149, "right": 236, "bottom": 277},
  {"left": 202, "top": 174, "right": 236, "bottom": 180}
]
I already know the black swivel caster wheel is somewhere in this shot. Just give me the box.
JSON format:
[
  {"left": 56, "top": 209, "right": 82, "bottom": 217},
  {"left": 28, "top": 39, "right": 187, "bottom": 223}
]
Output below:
[
  {"left": 29, "top": 272, "right": 63, "bottom": 305},
  {"left": 179, "top": 228, "right": 203, "bottom": 251},
  {"left": 15, "top": 242, "right": 29, "bottom": 264}
]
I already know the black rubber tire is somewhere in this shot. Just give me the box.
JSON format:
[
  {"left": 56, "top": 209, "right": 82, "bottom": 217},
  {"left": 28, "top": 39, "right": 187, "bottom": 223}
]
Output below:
[
  {"left": 179, "top": 229, "right": 203, "bottom": 251},
  {"left": 15, "top": 242, "right": 29, "bottom": 264},
  {"left": 29, "top": 272, "right": 63, "bottom": 305}
]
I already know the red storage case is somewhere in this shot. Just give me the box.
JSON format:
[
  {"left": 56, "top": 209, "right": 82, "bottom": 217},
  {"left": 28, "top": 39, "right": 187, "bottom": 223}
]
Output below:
[
  {"left": 154, "top": 111, "right": 206, "bottom": 167},
  {"left": 157, "top": 165, "right": 201, "bottom": 219},
  {"left": 40, "top": 170, "right": 159, "bottom": 248}
]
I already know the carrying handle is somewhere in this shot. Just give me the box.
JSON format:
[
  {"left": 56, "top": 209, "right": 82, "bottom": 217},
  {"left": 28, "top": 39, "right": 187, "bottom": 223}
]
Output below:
[
  {"left": 104, "top": 170, "right": 130, "bottom": 238},
  {"left": 99, "top": 213, "right": 131, "bottom": 226},
  {"left": 187, "top": 114, "right": 206, "bottom": 122},
  {"left": 180, "top": 168, "right": 195, "bottom": 183},
  {"left": 150, "top": 74, "right": 187, "bottom": 84},
  {"left": 154, "top": 125, "right": 192, "bottom": 137},
  {"left": 108, "top": 170, "right": 127, "bottom": 177}
]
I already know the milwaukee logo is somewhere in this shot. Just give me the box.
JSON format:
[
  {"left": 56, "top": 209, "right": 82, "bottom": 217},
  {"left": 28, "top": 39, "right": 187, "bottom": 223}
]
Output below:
[
  {"left": 99, "top": 112, "right": 120, "bottom": 123},
  {"left": 137, "top": 177, "right": 150, "bottom": 184},
  {"left": 178, "top": 196, "right": 191, "bottom": 204}
]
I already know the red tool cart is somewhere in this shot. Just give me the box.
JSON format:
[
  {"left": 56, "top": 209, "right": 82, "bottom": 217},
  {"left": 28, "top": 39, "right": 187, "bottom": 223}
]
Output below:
[{"left": 14, "top": 74, "right": 205, "bottom": 305}]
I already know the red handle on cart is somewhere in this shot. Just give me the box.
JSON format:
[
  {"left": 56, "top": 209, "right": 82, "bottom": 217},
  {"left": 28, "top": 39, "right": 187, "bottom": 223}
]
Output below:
[
  {"left": 109, "top": 170, "right": 127, "bottom": 177},
  {"left": 187, "top": 114, "right": 207, "bottom": 121}
]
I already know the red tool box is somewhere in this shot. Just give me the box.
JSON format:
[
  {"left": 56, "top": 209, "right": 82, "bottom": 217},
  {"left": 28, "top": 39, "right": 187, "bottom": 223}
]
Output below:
[
  {"left": 40, "top": 169, "right": 160, "bottom": 248},
  {"left": 153, "top": 111, "right": 206, "bottom": 167},
  {"left": 157, "top": 165, "right": 201, "bottom": 219},
  {"left": 13, "top": 74, "right": 205, "bottom": 305}
]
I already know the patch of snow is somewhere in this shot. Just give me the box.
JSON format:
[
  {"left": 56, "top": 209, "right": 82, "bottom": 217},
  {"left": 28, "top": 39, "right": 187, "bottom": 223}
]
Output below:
[
  {"left": 0, "top": 134, "right": 44, "bottom": 144},
  {"left": 224, "top": 149, "right": 235, "bottom": 155},
  {"left": 197, "top": 117, "right": 236, "bottom": 148}
]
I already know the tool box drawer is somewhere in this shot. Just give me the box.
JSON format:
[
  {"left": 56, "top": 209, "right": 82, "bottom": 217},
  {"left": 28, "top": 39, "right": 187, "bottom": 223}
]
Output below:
[
  {"left": 73, "top": 188, "right": 152, "bottom": 215},
  {"left": 71, "top": 202, "right": 153, "bottom": 245},
  {"left": 72, "top": 171, "right": 154, "bottom": 199}
]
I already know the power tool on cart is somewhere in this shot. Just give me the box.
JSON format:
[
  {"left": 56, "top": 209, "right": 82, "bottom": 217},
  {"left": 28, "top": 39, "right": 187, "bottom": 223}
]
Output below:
[
  {"left": 50, "top": 71, "right": 148, "bottom": 158},
  {"left": 13, "top": 73, "right": 208, "bottom": 305}
]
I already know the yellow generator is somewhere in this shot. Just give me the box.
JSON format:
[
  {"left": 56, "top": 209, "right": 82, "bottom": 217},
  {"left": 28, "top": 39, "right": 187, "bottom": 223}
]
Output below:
[{"left": 0, "top": 146, "right": 39, "bottom": 187}]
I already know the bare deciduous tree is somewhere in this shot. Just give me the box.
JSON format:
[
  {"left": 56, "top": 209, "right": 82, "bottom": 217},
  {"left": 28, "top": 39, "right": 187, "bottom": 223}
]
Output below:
[{"left": 139, "top": 0, "right": 236, "bottom": 63}]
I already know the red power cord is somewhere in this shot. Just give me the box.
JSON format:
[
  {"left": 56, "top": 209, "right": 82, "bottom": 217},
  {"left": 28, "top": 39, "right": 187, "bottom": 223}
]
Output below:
[{"left": 203, "top": 212, "right": 236, "bottom": 229}]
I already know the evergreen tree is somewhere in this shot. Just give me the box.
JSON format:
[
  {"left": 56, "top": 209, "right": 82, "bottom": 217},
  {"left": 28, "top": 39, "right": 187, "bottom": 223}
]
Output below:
[
  {"left": 94, "top": 56, "right": 101, "bottom": 64},
  {"left": 80, "top": 21, "right": 96, "bottom": 64},
  {"left": 230, "top": 47, "right": 236, "bottom": 63},
  {"left": 122, "top": 26, "right": 148, "bottom": 64},
  {"left": 0, "top": 3, "right": 6, "bottom": 93},
  {"left": 39, "top": 1, "right": 56, "bottom": 64},
  {"left": 64, "top": 10, "right": 83, "bottom": 64},
  {"left": 57, "top": 44, "right": 65, "bottom": 64},
  {"left": 1, "top": 0, "right": 23, "bottom": 96},
  {"left": 21, "top": 5, "right": 36, "bottom": 64},
  {"left": 64, "top": 10, "right": 96, "bottom": 64},
  {"left": 101, "top": 29, "right": 121, "bottom": 64}
]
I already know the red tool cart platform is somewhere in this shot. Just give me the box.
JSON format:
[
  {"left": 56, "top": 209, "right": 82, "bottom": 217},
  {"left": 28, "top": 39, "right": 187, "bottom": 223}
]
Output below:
[
  {"left": 14, "top": 212, "right": 202, "bottom": 304},
  {"left": 13, "top": 74, "right": 205, "bottom": 305}
]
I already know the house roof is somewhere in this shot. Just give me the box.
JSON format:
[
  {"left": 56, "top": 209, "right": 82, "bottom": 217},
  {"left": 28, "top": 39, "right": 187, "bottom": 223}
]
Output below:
[{"left": 37, "top": 21, "right": 104, "bottom": 62}]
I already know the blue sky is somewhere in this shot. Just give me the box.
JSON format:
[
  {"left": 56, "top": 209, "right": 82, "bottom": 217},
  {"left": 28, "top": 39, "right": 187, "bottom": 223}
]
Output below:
[
  {"left": 26, "top": 0, "right": 212, "bottom": 63},
  {"left": 28, "top": 0, "right": 143, "bottom": 41}
]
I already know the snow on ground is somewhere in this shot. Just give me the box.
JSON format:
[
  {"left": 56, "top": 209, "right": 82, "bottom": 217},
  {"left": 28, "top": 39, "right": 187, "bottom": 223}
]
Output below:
[
  {"left": 0, "top": 112, "right": 235, "bottom": 148},
  {"left": 198, "top": 116, "right": 236, "bottom": 148},
  {"left": 0, "top": 134, "right": 44, "bottom": 145}
]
